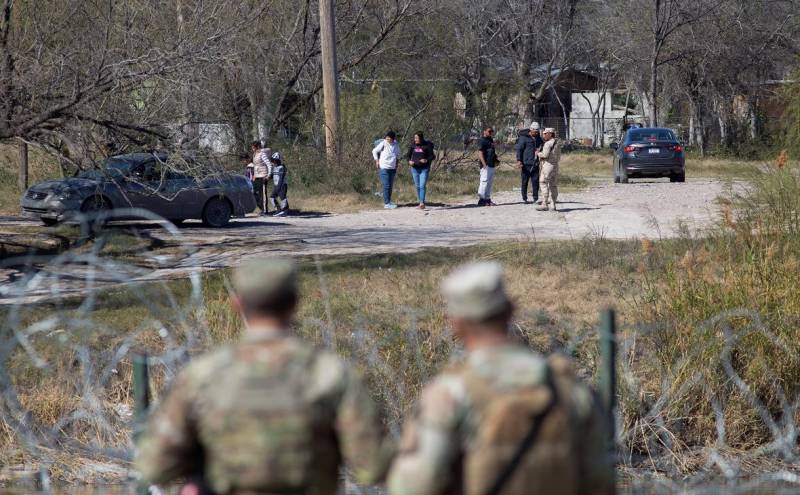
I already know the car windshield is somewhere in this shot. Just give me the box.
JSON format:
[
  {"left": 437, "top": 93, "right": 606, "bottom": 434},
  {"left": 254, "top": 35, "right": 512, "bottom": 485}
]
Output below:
[{"left": 628, "top": 129, "right": 676, "bottom": 142}]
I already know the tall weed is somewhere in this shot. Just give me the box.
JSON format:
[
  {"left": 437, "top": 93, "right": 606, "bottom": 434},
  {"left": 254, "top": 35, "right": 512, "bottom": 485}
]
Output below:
[{"left": 636, "top": 161, "right": 800, "bottom": 450}]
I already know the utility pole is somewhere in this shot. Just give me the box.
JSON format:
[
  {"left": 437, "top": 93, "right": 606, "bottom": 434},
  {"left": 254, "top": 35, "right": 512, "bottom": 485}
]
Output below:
[{"left": 319, "top": 0, "right": 340, "bottom": 165}]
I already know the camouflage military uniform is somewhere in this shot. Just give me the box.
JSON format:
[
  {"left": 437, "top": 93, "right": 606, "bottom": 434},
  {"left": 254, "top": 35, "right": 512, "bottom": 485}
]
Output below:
[
  {"left": 137, "top": 327, "right": 393, "bottom": 495},
  {"left": 537, "top": 134, "right": 561, "bottom": 211},
  {"left": 387, "top": 345, "right": 614, "bottom": 495}
]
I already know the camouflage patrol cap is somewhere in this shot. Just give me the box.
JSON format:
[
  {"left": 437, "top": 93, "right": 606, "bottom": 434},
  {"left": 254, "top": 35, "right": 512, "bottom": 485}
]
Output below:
[
  {"left": 233, "top": 257, "right": 297, "bottom": 305},
  {"left": 441, "top": 262, "right": 512, "bottom": 320}
]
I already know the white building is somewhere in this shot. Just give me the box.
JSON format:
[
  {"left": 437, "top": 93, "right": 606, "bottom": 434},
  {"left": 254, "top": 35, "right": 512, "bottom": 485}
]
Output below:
[{"left": 569, "top": 92, "right": 629, "bottom": 145}]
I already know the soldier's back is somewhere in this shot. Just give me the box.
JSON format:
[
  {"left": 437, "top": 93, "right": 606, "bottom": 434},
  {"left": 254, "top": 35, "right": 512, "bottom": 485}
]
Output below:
[
  {"left": 141, "top": 332, "right": 388, "bottom": 495},
  {"left": 401, "top": 344, "right": 612, "bottom": 495}
]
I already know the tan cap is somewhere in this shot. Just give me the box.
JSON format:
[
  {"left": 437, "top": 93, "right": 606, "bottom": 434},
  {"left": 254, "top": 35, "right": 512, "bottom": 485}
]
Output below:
[
  {"left": 441, "top": 262, "right": 512, "bottom": 320},
  {"left": 233, "top": 257, "right": 297, "bottom": 304},
  {"left": 543, "top": 128, "right": 556, "bottom": 134}
]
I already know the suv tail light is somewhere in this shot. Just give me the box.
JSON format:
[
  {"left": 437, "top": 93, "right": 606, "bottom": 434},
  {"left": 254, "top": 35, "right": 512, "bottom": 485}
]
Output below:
[
  {"left": 623, "top": 146, "right": 636, "bottom": 153},
  {"left": 671, "top": 144, "right": 683, "bottom": 152}
]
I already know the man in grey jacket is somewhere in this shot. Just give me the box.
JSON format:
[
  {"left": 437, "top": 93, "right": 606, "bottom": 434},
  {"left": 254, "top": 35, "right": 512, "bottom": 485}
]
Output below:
[{"left": 516, "top": 122, "right": 544, "bottom": 204}]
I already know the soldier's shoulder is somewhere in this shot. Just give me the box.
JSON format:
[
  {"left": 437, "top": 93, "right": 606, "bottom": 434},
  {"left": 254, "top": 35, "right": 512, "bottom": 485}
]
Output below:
[
  {"left": 307, "top": 346, "right": 356, "bottom": 395},
  {"left": 425, "top": 363, "right": 471, "bottom": 404},
  {"left": 180, "top": 345, "right": 237, "bottom": 386},
  {"left": 547, "top": 353, "right": 596, "bottom": 420}
]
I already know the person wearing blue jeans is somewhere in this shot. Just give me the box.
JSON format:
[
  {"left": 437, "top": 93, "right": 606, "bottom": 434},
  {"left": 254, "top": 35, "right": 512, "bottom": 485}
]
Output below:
[
  {"left": 407, "top": 131, "right": 435, "bottom": 209},
  {"left": 379, "top": 168, "right": 397, "bottom": 207},
  {"left": 372, "top": 130, "right": 401, "bottom": 209}
]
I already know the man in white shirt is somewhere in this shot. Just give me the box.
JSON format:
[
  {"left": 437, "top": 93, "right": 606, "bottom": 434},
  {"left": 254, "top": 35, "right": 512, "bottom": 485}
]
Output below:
[{"left": 372, "top": 131, "right": 401, "bottom": 209}]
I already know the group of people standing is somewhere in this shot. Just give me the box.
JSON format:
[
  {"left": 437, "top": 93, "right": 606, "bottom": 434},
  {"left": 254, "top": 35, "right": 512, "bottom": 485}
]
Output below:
[
  {"left": 138, "top": 257, "right": 615, "bottom": 495},
  {"left": 515, "top": 122, "right": 562, "bottom": 212},
  {"left": 245, "top": 141, "right": 289, "bottom": 217},
  {"left": 371, "top": 123, "right": 561, "bottom": 211},
  {"left": 372, "top": 131, "right": 435, "bottom": 209}
]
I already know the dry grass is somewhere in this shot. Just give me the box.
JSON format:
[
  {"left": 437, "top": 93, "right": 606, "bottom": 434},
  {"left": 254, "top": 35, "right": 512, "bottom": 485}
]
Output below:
[{"left": 0, "top": 238, "right": 641, "bottom": 481}]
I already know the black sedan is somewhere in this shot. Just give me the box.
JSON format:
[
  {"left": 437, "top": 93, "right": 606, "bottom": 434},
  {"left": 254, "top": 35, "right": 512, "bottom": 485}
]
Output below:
[
  {"left": 611, "top": 128, "right": 685, "bottom": 183},
  {"left": 21, "top": 152, "right": 256, "bottom": 227}
]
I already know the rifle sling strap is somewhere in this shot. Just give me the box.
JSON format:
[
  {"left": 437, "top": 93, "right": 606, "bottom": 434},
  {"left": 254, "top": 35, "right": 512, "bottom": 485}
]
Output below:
[{"left": 484, "top": 371, "right": 558, "bottom": 495}]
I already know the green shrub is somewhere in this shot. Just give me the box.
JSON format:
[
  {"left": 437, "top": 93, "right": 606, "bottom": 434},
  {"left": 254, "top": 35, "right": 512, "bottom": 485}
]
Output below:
[{"left": 783, "top": 74, "right": 800, "bottom": 159}]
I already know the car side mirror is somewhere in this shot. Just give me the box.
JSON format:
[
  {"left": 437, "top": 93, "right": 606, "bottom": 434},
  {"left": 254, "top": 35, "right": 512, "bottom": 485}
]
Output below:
[{"left": 610, "top": 142, "right": 619, "bottom": 150}]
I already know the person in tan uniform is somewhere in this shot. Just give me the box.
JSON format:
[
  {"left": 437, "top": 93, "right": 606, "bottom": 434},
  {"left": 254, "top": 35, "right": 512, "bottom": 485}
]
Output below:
[
  {"left": 136, "top": 258, "right": 393, "bottom": 495},
  {"left": 537, "top": 128, "right": 562, "bottom": 212},
  {"left": 387, "top": 262, "right": 614, "bottom": 495}
]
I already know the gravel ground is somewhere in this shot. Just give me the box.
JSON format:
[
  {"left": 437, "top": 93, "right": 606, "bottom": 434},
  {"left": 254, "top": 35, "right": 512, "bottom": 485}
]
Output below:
[
  {"left": 172, "top": 177, "right": 726, "bottom": 257},
  {"left": 0, "top": 177, "right": 728, "bottom": 303}
]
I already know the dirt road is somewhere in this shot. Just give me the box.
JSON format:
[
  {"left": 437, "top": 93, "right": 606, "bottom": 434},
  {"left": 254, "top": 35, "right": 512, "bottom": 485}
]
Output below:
[
  {"left": 172, "top": 177, "right": 725, "bottom": 259},
  {"left": 0, "top": 178, "right": 726, "bottom": 303}
]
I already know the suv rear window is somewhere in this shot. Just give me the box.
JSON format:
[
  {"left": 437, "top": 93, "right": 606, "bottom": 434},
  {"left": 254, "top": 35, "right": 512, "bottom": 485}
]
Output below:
[{"left": 628, "top": 129, "right": 675, "bottom": 142}]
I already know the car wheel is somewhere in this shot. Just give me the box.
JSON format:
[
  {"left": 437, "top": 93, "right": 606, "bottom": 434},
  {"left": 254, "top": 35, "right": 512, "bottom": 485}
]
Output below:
[
  {"left": 676, "top": 172, "right": 685, "bottom": 183},
  {"left": 41, "top": 217, "right": 59, "bottom": 226},
  {"left": 202, "top": 197, "right": 232, "bottom": 228}
]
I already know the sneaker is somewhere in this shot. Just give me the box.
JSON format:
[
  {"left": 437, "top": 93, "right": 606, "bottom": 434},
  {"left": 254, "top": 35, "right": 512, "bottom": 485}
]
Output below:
[
  {"left": 274, "top": 210, "right": 288, "bottom": 217},
  {"left": 384, "top": 203, "right": 398, "bottom": 209},
  {"left": 259, "top": 211, "right": 270, "bottom": 217},
  {"left": 477, "top": 198, "right": 486, "bottom": 206},
  {"left": 536, "top": 205, "right": 549, "bottom": 211},
  {"left": 487, "top": 200, "right": 497, "bottom": 207},
  {"left": 418, "top": 203, "right": 426, "bottom": 210}
]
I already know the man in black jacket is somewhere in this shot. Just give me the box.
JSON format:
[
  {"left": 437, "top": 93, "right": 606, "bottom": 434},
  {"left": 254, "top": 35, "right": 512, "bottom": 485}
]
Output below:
[{"left": 515, "top": 122, "right": 544, "bottom": 204}]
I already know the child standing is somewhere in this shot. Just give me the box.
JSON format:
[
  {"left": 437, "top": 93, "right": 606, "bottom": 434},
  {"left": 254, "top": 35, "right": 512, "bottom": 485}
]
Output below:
[{"left": 269, "top": 151, "right": 289, "bottom": 216}]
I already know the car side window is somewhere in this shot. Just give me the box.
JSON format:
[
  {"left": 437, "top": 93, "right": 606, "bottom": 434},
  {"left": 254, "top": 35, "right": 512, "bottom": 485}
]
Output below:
[
  {"left": 144, "top": 160, "right": 177, "bottom": 182},
  {"left": 130, "top": 163, "right": 147, "bottom": 179}
]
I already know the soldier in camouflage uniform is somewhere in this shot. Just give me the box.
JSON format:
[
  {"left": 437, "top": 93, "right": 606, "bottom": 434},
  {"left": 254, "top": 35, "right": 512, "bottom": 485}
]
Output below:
[
  {"left": 387, "top": 262, "right": 614, "bottom": 495},
  {"left": 537, "top": 128, "right": 562, "bottom": 212},
  {"left": 136, "top": 258, "right": 393, "bottom": 495}
]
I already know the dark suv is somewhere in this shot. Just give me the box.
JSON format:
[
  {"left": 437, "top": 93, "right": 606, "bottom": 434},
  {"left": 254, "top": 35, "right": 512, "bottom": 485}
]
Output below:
[{"left": 611, "top": 127, "right": 685, "bottom": 183}]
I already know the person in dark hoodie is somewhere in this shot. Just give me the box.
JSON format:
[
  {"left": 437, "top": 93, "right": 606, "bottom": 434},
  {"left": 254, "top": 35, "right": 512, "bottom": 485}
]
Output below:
[
  {"left": 407, "top": 131, "right": 435, "bottom": 209},
  {"left": 515, "top": 122, "right": 544, "bottom": 204}
]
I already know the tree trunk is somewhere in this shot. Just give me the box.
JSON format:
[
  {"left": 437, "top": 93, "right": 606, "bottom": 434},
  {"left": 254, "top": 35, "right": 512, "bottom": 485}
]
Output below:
[
  {"left": 18, "top": 140, "right": 28, "bottom": 192},
  {"left": 176, "top": 0, "right": 199, "bottom": 150},
  {"left": 748, "top": 96, "right": 758, "bottom": 140},
  {"left": 694, "top": 103, "right": 706, "bottom": 157},
  {"left": 553, "top": 88, "right": 569, "bottom": 140},
  {"left": 715, "top": 95, "right": 728, "bottom": 146},
  {"left": 649, "top": 57, "right": 658, "bottom": 127},
  {"left": 600, "top": 91, "right": 607, "bottom": 148}
]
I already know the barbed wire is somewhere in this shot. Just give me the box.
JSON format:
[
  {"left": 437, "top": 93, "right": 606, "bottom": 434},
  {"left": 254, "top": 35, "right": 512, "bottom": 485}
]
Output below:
[{"left": 0, "top": 211, "right": 797, "bottom": 493}]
